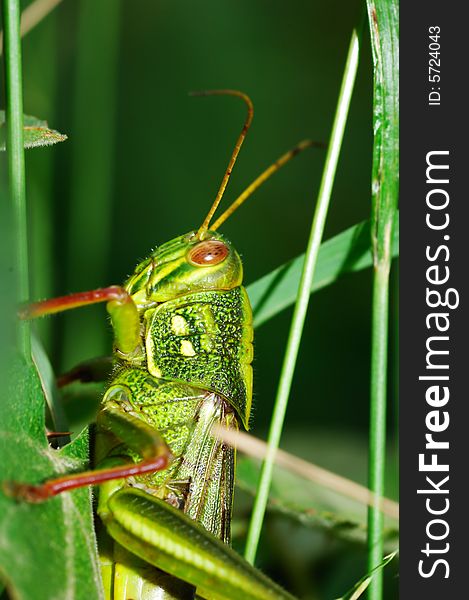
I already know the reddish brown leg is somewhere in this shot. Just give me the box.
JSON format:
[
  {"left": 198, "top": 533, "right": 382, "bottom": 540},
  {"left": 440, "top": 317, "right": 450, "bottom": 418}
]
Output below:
[
  {"left": 20, "top": 286, "right": 128, "bottom": 318},
  {"left": 5, "top": 457, "right": 169, "bottom": 503},
  {"left": 5, "top": 406, "right": 173, "bottom": 504},
  {"left": 20, "top": 286, "right": 141, "bottom": 355},
  {"left": 46, "top": 431, "right": 72, "bottom": 439},
  {"left": 57, "top": 356, "right": 114, "bottom": 388}
]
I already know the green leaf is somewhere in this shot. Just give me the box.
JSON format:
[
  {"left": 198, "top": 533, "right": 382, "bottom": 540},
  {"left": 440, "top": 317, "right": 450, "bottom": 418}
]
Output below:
[
  {"left": 335, "top": 551, "right": 398, "bottom": 600},
  {"left": 247, "top": 213, "right": 399, "bottom": 327},
  {"left": 236, "top": 436, "right": 399, "bottom": 549},
  {"left": 31, "top": 332, "right": 70, "bottom": 439},
  {"left": 0, "top": 111, "right": 67, "bottom": 150},
  {"left": 0, "top": 355, "right": 103, "bottom": 600}
]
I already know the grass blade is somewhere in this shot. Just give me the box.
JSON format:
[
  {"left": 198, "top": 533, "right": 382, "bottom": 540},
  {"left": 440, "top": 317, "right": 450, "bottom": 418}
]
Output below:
[
  {"left": 2, "top": 0, "right": 30, "bottom": 357},
  {"left": 0, "top": 0, "right": 64, "bottom": 52},
  {"left": 17, "top": 0, "right": 63, "bottom": 38},
  {"left": 365, "top": 1, "right": 399, "bottom": 598},
  {"left": 216, "top": 427, "right": 399, "bottom": 520},
  {"left": 237, "top": 455, "right": 399, "bottom": 548},
  {"left": 335, "top": 552, "right": 397, "bottom": 600},
  {"left": 244, "top": 22, "right": 362, "bottom": 564},
  {"left": 247, "top": 213, "right": 399, "bottom": 327}
]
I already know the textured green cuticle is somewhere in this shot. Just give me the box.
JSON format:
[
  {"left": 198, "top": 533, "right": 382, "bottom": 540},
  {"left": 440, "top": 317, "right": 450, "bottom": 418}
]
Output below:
[
  {"left": 145, "top": 287, "right": 253, "bottom": 429},
  {"left": 102, "top": 370, "right": 205, "bottom": 469}
]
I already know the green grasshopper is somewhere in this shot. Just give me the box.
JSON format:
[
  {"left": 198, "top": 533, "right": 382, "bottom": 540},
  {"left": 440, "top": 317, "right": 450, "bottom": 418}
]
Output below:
[{"left": 8, "top": 90, "right": 317, "bottom": 600}]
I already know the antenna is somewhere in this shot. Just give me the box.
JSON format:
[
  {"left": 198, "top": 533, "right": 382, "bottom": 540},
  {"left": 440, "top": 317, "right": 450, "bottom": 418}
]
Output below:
[
  {"left": 191, "top": 89, "right": 254, "bottom": 237},
  {"left": 212, "top": 139, "right": 325, "bottom": 230}
]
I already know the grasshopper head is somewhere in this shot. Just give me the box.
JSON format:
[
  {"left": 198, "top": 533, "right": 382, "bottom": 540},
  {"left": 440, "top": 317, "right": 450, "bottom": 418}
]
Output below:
[
  {"left": 126, "top": 231, "right": 243, "bottom": 307},
  {"left": 127, "top": 90, "right": 308, "bottom": 308}
]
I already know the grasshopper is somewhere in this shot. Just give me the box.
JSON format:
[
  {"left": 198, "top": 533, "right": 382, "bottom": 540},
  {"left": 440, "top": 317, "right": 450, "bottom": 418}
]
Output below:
[{"left": 8, "top": 90, "right": 317, "bottom": 600}]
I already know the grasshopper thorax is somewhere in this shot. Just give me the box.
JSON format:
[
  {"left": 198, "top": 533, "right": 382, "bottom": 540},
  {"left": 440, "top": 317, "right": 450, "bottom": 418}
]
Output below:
[{"left": 125, "top": 230, "right": 243, "bottom": 308}]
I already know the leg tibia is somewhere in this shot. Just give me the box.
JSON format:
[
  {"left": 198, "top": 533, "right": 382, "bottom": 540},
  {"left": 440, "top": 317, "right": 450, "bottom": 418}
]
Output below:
[
  {"left": 5, "top": 455, "right": 169, "bottom": 503},
  {"left": 6, "top": 408, "right": 172, "bottom": 503},
  {"left": 57, "top": 356, "right": 114, "bottom": 388},
  {"left": 20, "top": 286, "right": 141, "bottom": 354}
]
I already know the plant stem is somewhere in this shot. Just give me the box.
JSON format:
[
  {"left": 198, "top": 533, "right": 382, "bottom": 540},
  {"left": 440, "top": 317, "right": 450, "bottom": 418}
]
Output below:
[
  {"left": 244, "top": 24, "right": 361, "bottom": 564},
  {"left": 2, "top": 0, "right": 30, "bottom": 358},
  {"left": 366, "top": 1, "right": 399, "bottom": 598},
  {"left": 368, "top": 266, "right": 391, "bottom": 599}
]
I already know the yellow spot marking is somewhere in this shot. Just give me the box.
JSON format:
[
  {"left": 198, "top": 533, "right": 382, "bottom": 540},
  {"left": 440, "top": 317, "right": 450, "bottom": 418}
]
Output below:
[
  {"left": 171, "top": 315, "right": 189, "bottom": 336},
  {"left": 180, "top": 340, "right": 196, "bottom": 357}
]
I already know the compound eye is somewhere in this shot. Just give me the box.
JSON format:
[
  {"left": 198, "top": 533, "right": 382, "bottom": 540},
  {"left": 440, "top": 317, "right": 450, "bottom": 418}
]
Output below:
[{"left": 187, "top": 240, "right": 229, "bottom": 267}]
